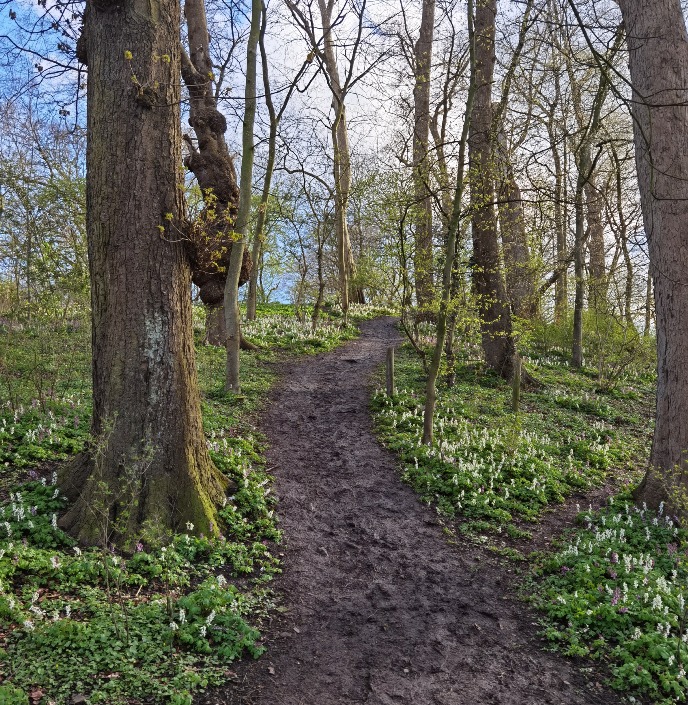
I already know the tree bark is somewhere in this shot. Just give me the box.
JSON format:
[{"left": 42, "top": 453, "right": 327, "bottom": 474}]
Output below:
[
  {"left": 585, "top": 172, "right": 608, "bottom": 308},
  {"left": 496, "top": 126, "right": 537, "bottom": 318},
  {"left": 552, "top": 130, "right": 568, "bottom": 323},
  {"left": 60, "top": 0, "right": 228, "bottom": 547},
  {"left": 469, "top": 0, "right": 516, "bottom": 379},
  {"left": 616, "top": 0, "right": 688, "bottom": 514},
  {"left": 412, "top": 0, "right": 436, "bottom": 311},
  {"left": 643, "top": 268, "right": 653, "bottom": 338}
]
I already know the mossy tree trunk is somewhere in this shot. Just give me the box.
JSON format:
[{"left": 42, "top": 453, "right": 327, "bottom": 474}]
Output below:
[{"left": 61, "top": 0, "right": 228, "bottom": 547}]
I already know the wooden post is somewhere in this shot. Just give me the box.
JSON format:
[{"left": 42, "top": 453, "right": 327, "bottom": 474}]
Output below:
[
  {"left": 386, "top": 347, "right": 395, "bottom": 397},
  {"left": 512, "top": 354, "right": 522, "bottom": 414}
]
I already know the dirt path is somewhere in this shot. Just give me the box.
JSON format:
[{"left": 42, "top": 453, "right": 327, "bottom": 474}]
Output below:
[{"left": 216, "top": 318, "right": 623, "bottom": 705}]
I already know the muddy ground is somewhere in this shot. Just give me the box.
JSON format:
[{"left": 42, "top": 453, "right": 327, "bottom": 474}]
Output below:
[{"left": 200, "top": 317, "right": 625, "bottom": 705}]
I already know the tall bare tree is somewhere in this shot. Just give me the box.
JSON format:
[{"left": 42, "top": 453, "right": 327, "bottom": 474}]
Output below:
[
  {"left": 412, "top": 0, "right": 436, "bottom": 311},
  {"left": 423, "top": 0, "right": 476, "bottom": 444},
  {"left": 224, "top": 0, "right": 261, "bottom": 392},
  {"left": 246, "top": 3, "right": 312, "bottom": 321},
  {"left": 286, "top": 0, "right": 379, "bottom": 322}
]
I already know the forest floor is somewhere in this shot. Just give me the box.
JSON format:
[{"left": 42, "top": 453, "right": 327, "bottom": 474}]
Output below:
[{"left": 200, "top": 317, "right": 625, "bottom": 705}]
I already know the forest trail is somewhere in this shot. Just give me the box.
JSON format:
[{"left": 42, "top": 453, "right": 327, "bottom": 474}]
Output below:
[{"left": 219, "top": 317, "right": 621, "bottom": 705}]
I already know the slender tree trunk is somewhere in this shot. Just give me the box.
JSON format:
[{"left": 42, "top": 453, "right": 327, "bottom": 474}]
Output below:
[
  {"left": 469, "top": 0, "right": 516, "bottom": 379},
  {"left": 248, "top": 2, "right": 307, "bottom": 320},
  {"left": 60, "top": 0, "right": 227, "bottom": 546},
  {"left": 552, "top": 134, "right": 568, "bottom": 323},
  {"left": 545, "top": 32, "right": 567, "bottom": 323},
  {"left": 312, "top": 224, "right": 326, "bottom": 329},
  {"left": 225, "top": 0, "right": 261, "bottom": 392},
  {"left": 622, "top": 238, "right": 634, "bottom": 327},
  {"left": 317, "top": 0, "right": 359, "bottom": 321},
  {"left": 412, "top": 0, "right": 436, "bottom": 311},
  {"left": 566, "top": 34, "right": 616, "bottom": 367},
  {"left": 247, "top": 6, "right": 275, "bottom": 323},
  {"left": 616, "top": 0, "right": 688, "bottom": 514},
  {"left": 571, "top": 147, "right": 588, "bottom": 368},
  {"left": 422, "top": 0, "right": 476, "bottom": 445},
  {"left": 609, "top": 144, "right": 634, "bottom": 327}
]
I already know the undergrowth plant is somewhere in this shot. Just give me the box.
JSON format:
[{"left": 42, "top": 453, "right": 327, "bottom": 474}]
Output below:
[
  {"left": 371, "top": 345, "right": 652, "bottom": 539},
  {"left": 0, "top": 455, "right": 278, "bottom": 703},
  {"left": 0, "top": 323, "right": 91, "bottom": 484},
  {"left": 532, "top": 497, "right": 688, "bottom": 704},
  {"left": 0, "top": 303, "right": 363, "bottom": 703}
]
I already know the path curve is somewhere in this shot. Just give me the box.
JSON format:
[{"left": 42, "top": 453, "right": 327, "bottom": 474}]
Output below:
[{"left": 221, "top": 318, "right": 621, "bottom": 705}]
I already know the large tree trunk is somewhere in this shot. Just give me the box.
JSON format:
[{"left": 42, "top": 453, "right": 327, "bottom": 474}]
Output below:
[
  {"left": 585, "top": 172, "right": 608, "bottom": 308},
  {"left": 61, "top": 0, "right": 228, "bottom": 547},
  {"left": 412, "top": 0, "right": 436, "bottom": 311},
  {"left": 469, "top": 0, "right": 516, "bottom": 379},
  {"left": 496, "top": 127, "right": 537, "bottom": 318},
  {"left": 617, "top": 0, "right": 688, "bottom": 515}
]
